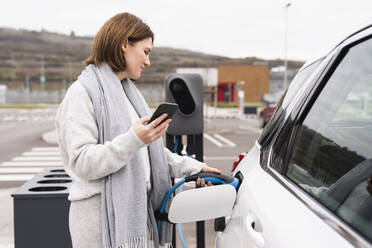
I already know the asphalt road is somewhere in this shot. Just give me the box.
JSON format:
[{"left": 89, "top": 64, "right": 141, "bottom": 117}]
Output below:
[
  {"left": 204, "top": 118, "right": 261, "bottom": 173},
  {"left": 0, "top": 122, "right": 55, "bottom": 163}
]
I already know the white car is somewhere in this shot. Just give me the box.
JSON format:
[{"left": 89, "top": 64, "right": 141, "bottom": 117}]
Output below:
[
  {"left": 216, "top": 22, "right": 372, "bottom": 248},
  {"left": 170, "top": 22, "right": 372, "bottom": 248}
]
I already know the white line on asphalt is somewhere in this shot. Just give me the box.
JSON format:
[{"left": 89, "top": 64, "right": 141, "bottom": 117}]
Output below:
[
  {"left": 22, "top": 152, "right": 61, "bottom": 156},
  {"left": 203, "top": 156, "right": 235, "bottom": 160},
  {"left": 0, "top": 167, "right": 48, "bottom": 173},
  {"left": 182, "top": 144, "right": 187, "bottom": 154},
  {"left": 238, "top": 125, "right": 262, "bottom": 134},
  {"left": 31, "top": 147, "right": 60, "bottom": 152},
  {"left": 0, "top": 174, "right": 34, "bottom": 181},
  {"left": 12, "top": 156, "right": 62, "bottom": 161},
  {"left": 203, "top": 134, "right": 223, "bottom": 147},
  {"left": 1, "top": 162, "right": 62, "bottom": 167},
  {"left": 213, "top": 134, "right": 236, "bottom": 147}
]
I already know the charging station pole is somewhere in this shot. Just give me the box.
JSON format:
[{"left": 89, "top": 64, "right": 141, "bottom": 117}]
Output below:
[
  {"left": 189, "top": 134, "right": 204, "bottom": 248},
  {"left": 164, "top": 73, "right": 205, "bottom": 248},
  {"left": 166, "top": 134, "right": 204, "bottom": 248}
]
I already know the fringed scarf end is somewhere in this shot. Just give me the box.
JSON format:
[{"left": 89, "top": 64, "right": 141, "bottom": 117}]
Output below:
[{"left": 117, "top": 236, "right": 147, "bottom": 248}]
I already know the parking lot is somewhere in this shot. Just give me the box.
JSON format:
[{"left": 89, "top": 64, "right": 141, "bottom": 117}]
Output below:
[{"left": 0, "top": 107, "right": 262, "bottom": 247}]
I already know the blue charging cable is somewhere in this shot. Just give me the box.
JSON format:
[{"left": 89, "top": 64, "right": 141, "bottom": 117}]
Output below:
[
  {"left": 157, "top": 171, "right": 240, "bottom": 245},
  {"left": 157, "top": 137, "right": 240, "bottom": 247},
  {"left": 177, "top": 183, "right": 187, "bottom": 248},
  {"left": 157, "top": 137, "right": 187, "bottom": 247}
]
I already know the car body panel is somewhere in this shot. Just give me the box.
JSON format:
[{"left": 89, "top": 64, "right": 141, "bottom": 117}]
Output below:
[{"left": 217, "top": 144, "right": 355, "bottom": 248}]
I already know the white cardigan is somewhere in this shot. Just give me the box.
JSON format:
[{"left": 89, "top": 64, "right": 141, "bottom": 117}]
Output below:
[{"left": 55, "top": 81, "right": 204, "bottom": 201}]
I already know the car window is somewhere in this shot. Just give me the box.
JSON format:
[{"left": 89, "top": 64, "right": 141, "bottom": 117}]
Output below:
[
  {"left": 282, "top": 59, "right": 323, "bottom": 110},
  {"left": 258, "top": 58, "right": 323, "bottom": 145},
  {"left": 286, "top": 37, "right": 372, "bottom": 242}
]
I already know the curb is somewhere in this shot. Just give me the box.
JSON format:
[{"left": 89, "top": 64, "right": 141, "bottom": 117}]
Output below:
[
  {"left": 42, "top": 130, "right": 58, "bottom": 145},
  {"left": 205, "top": 114, "right": 258, "bottom": 119},
  {"left": 0, "top": 237, "right": 14, "bottom": 248}
]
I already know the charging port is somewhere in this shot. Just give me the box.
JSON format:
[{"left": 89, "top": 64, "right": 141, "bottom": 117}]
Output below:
[{"left": 234, "top": 171, "right": 244, "bottom": 192}]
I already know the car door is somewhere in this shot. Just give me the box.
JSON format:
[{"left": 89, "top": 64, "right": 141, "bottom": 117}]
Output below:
[
  {"left": 219, "top": 27, "right": 372, "bottom": 248},
  {"left": 278, "top": 29, "right": 372, "bottom": 247}
]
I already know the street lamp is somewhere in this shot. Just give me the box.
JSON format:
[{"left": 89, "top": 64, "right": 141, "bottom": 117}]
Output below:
[{"left": 284, "top": 2, "right": 291, "bottom": 89}]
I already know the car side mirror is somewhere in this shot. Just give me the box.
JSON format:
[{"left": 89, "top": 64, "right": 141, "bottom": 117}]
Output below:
[{"left": 168, "top": 185, "right": 236, "bottom": 223}]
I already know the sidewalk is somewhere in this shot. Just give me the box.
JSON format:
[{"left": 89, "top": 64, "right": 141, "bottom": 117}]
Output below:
[
  {"left": 204, "top": 105, "right": 259, "bottom": 119},
  {"left": 0, "top": 187, "right": 15, "bottom": 248}
]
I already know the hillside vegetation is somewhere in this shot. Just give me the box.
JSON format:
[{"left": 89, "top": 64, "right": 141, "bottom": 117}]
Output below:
[{"left": 0, "top": 27, "right": 304, "bottom": 90}]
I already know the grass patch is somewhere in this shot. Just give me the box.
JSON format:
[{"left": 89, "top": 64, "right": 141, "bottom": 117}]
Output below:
[
  {"left": 0, "top": 105, "right": 46, "bottom": 109},
  {"left": 148, "top": 103, "right": 162, "bottom": 109},
  {"left": 213, "top": 102, "right": 264, "bottom": 108},
  {"left": 245, "top": 102, "right": 264, "bottom": 108},
  {"left": 216, "top": 102, "right": 238, "bottom": 108}
]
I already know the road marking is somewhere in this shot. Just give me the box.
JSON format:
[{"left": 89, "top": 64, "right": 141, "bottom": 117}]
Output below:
[
  {"left": 182, "top": 144, "right": 187, "bottom": 154},
  {"left": 0, "top": 167, "right": 48, "bottom": 173},
  {"left": 12, "top": 156, "right": 62, "bottom": 161},
  {"left": 1, "top": 162, "right": 62, "bottom": 167},
  {"left": 238, "top": 125, "right": 262, "bottom": 134},
  {"left": 204, "top": 133, "right": 237, "bottom": 147},
  {"left": 203, "top": 133, "right": 223, "bottom": 147},
  {"left": 31, "top": 147, "right": 60, "bottom": 152},
  {"left": 22, "top": 152, "right": 60, "bottom": 156},
  {"left": 213, "top": 134, "right": 236, "bottom": 147},
  {"left": 0, "top": 174, "right": 34, "bottom": 181},
  {"left": 203, "top": 156, "right": 235, "bottom": 160},
  {"left": 0, "top": 146, "right": 63, "bottom": 183}
]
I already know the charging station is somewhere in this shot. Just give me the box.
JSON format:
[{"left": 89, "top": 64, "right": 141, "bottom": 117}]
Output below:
[{"left": 164, "top": 73, "right": 205, "bottom": 248}]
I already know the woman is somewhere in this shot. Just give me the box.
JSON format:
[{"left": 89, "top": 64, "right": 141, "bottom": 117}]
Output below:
[{"left": 55, "top": 12, "right": 220, "bottom": 248}]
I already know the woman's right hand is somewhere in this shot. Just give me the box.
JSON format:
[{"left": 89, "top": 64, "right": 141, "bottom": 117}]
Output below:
[{"left": 133, "top": 114, "right": 171, "bottom": 144}]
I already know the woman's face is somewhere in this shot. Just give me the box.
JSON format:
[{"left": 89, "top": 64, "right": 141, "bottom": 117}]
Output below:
[{"left": 122, "top": 37, "right": 152, "bottom": 80}]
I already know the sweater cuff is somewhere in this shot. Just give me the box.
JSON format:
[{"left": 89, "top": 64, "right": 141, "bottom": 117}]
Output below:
[
  {"left": 186, "top": 158, "right": 205, "bottom": 175},
  {"left": 129, "top": 127, "right": 147, "bottom": 148},
  {"left": 194, "top": 161, "right": 205, "bottom": 173}
]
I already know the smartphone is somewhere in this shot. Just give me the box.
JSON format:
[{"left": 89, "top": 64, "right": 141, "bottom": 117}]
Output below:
[{"left": 148, "top": 103, "right": 178, "bottom": 125}]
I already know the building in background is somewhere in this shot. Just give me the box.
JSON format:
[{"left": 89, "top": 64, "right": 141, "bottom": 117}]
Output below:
[
  {"left": 176, "top": 66, "right": 270, "bottom": 103},
  {"left": 218, "top": 65, "right": 269, "bottom": 102},
  {"left": 269, "top": 65, "right": 298, "bottom": 93},
  {"left": 175, "top": 68, "right": 218, "bottom": 87}
]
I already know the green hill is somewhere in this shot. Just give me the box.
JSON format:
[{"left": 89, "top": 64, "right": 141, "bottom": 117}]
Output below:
[{"left": 0, "top": 27, "right": 304, "bottom": 90}]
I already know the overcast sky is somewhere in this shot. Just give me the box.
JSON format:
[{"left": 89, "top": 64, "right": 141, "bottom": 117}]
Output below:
[{"left": 2, "top": 0, "right": 372, "bottom": 61}]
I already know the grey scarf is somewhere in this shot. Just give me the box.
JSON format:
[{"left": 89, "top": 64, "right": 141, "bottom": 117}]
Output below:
[{"left": 78, "top": 63, "right": 172, "bottom": 248}]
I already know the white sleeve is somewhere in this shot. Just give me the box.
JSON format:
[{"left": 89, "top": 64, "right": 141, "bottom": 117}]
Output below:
[
  {"left": 164, "top": 148, "right": 204, "bottom": 178},
  {"left": 55, "top": 81, "right": 146, "bottom": 181}
]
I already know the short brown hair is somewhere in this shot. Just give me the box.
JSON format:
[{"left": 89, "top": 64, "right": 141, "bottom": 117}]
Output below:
[{"left": 85, "top": 12, "right": 154, "bottom": 72}]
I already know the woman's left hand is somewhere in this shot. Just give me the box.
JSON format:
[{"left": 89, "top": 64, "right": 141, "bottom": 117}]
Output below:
[
  {"left": 201, "top": 165, "right": 222, "bottom": 174},
  {"left": 196, "top": 165, "right": 222, "bottom": 187}
]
